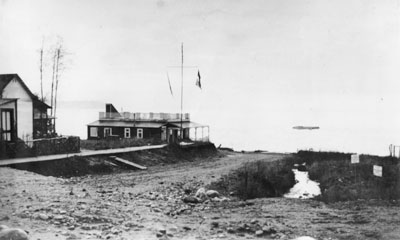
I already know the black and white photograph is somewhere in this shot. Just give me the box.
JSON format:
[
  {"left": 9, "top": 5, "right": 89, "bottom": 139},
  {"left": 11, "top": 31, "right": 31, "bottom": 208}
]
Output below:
[{"left": 1, "top": 0, "right": 400, "bottom": 239}]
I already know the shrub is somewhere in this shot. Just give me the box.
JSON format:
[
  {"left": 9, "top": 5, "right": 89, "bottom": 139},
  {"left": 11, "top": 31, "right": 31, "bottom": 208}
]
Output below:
[
  {"left": 300, "top": 151, "right": 400, "bottom": 202},
  {"left": 209, "top": 158, "right": 296, "bottom": 200},
  {"left": 81, "top": 138, "right": 162, "bottom": 150}
]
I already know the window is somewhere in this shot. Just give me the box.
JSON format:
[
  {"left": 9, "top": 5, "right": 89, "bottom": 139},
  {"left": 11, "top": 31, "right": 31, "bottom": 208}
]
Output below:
[
  {"left": 90, "top": 127, "right": 98, "bottom": 137},
  {"left": 104, "top": 128, "right": 112, "bottom": 137},
  {"left": 137, "top": 128, "right": 143, "bottom": 139},
  {"left": 124, "top": 128, "right": 131, "bottom": 138}
]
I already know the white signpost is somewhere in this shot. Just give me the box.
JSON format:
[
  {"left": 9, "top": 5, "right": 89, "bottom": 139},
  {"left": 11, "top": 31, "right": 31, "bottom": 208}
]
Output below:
[
  {"left": 351, "top": 154, "right": 359, "bottom": 164},
  {"left": 373, "top": 165, "right": 383, "bottom": 177}
]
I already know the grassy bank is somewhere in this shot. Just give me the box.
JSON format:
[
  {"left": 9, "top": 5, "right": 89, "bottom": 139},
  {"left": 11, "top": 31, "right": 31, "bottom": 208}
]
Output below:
[
  {"left": 296, "top": 151, "right": 400, "bottom": 202},
  {"left": 10, "top": 143, "right": 218, "bottom": 178},
  {"left": 80, "top": 138, "right": 163, "bottom": 150},
  {"left": 209, "top": 157, "right": 296, "bottom": 200}
]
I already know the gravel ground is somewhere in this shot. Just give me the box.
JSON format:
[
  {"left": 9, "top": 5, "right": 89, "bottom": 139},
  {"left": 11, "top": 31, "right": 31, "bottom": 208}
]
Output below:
[{"left": 1, "top": 151, "right": 400, "bottom": 240}]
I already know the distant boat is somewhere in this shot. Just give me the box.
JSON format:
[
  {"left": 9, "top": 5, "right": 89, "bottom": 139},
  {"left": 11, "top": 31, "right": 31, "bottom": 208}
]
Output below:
[{"left": 293, "top": 126, "right": 320, "bottom": 130}]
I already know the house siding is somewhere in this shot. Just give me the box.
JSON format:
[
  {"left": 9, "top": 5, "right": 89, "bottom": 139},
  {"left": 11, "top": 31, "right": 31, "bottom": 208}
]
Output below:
[
  {"left": 2, "top": 78, "right": 33, "bottom": 141},
  {"left": 87, "top": 126, "right": 162, "bottom": 140}
]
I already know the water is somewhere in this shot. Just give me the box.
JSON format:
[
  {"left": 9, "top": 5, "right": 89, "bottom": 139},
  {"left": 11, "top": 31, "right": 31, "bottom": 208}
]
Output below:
[
  {"left": 56, "top": 102, "right": 400, "bottom": 156},
  {"left": 284, "top": 168, "right": 321, "bottom": 199}
]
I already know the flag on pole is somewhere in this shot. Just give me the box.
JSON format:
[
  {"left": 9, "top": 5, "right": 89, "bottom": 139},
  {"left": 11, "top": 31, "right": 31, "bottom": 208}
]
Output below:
[
  {"left": 167, "top": 72, "right": 173, "bottom": 96},
  {"left": 196, "top": 70, "right": 201, "bottom": 89}
]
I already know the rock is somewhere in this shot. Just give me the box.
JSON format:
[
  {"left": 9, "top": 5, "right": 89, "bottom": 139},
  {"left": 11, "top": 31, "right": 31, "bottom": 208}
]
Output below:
[
  {"left": 211, "top": 222, "right": 219, "bottom": 228},
  {"left": 38, "top": 213, "right": 49, "bottom": 220},
  {"left": 182, "top": 196, "right": 200, "bottom": 204},
  {"left": 80, "top": 224, "right": 92, "bottom": 230},
  {"left": 152, "top": 208, "right": 162, "bottom": 213},
  {"left": 182, "top": 226, "right": 191, "bottom": 231},
  {"left": 206, "top": 190, "right": 220, "bottom": 198},
  {"left": 53, "top": 215, "right": 65, "bottom": 221},
  {"left": 255, "top": 230, "right": 264, "bottom": 236},
  {"left": 195, "top": 187, "right": 207, "bottom": 200},
  {"left": 292, "top": 237, "right": 317, "bottom": 240},
  {"left": 0, "top": 225, "right": 29, "bottom": 240},
  {"left": 17, "top": 212, "right": 29, "bottom": 219},
  {"left": 250, "top": 219, "right": 258, "bottom": 224},
  {"left": 59, "top": 210, "right": 67, "bottom": 214},
  {"left": 262, "top": 226, "right": 276, "bottom": 234},
  {"left": 227, "top": 227, "right": 235, "bottom": 234},
  {"left": 217, "top": 233, "right": 226, "bottom": 238}
]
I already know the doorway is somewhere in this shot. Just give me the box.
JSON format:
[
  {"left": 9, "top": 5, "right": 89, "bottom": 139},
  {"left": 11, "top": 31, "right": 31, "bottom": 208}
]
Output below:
[{"left": 1, "top": 109, "right": 14, "bottom": 142}]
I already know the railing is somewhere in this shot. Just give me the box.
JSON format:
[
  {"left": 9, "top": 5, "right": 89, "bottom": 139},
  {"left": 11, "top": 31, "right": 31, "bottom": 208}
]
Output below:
[
  {"left": 99, "top": 112, "right": 190, "bottom": 121},
  {"left": 0, "top": 136, "right": 80, "bottom": 159}
]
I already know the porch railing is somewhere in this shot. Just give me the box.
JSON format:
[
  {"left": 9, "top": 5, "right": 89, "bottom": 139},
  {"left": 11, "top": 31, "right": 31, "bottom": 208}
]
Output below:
[{"left": 99, "top": 112, "right": 190, "bottom": 121}]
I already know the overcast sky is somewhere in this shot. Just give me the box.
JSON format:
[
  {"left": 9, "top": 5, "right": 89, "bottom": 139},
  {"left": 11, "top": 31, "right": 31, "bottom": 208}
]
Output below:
[{"left": 1, "top": 0, "right": 400, "bottom": 152}]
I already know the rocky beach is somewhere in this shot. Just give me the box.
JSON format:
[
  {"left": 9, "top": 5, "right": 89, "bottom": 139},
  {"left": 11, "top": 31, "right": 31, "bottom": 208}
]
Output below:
[{"left": 1, "top": 149, "right": 400, "bottom": 240}]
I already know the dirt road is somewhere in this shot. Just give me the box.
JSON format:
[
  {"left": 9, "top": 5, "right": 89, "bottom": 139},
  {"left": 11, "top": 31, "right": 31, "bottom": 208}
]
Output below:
[{"left": 1, "top": 151, "right": 399, "bottom": 240}]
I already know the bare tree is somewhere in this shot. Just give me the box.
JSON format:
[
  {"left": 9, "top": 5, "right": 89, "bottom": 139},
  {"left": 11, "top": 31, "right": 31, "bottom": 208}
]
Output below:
[
  {"left": 50, "top": 39, "right": 67, "bottom": 134},
  {"left": 38, "top": 36, "right": 69, "bottom": 135},
  {"left": 50, "top": 48, "right": 57, "bottom": 119},
  {"left": 38, "top": 38, "right": 44, "bottom": 102}
]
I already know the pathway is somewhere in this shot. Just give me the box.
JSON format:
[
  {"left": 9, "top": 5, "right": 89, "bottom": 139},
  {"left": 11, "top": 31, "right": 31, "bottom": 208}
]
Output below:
[{"left": 0, "top": 144, "right": 168, "bottom": 166}]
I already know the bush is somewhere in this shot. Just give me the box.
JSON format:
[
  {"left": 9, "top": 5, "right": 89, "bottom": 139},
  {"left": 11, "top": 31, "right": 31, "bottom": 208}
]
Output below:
[
  {"left": 209, "top": 158, "right": 296, "bottom": 200},
  {"left": 299, "top": 151, "right": 400, "bottom": 202},
  {"left": 81, "top": 138, "right": 162, "bottom": 150}
]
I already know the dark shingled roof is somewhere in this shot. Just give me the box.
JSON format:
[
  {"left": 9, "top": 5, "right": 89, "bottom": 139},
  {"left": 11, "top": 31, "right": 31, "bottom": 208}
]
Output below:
[{"left": 0, "top": 74, "right": 16, "bottom": 92}]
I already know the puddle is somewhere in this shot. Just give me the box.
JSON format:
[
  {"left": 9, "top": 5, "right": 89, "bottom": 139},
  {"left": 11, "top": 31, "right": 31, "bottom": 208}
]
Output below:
[{"left": 284, "top": 169, "right": 321, "bottom": 199}]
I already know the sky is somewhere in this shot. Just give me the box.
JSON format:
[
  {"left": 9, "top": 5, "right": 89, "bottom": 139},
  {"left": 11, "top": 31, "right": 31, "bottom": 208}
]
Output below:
[{"left": 1, "top": 0, "right": 400, "bottom": 154}]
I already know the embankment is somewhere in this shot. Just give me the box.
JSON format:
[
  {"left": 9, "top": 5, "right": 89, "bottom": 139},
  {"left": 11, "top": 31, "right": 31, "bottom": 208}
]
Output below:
[
  {"left": 295, "top": 151, "right": 400, "bottom": 202},
  {"left": 209, "top": 156, "right": 296, "bottom": 200},
  {"left": 208, "top": 150, "right": 400, "bottom": 203},
  {"left": 9, "top": 142, "right": 218, "bottom": 178}
]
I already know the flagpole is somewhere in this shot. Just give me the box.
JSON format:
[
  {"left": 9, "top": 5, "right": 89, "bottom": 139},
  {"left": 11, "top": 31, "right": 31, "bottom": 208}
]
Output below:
[{"left": 180, "top": 43, "right": 184, "bottom": 140}]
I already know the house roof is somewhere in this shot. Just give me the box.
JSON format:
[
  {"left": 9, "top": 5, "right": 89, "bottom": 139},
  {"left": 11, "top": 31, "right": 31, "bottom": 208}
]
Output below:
[
  {"left": 165, "top": 121, "right": 208, "bottom": 129},
  {"left": 0, "top": 98, "right": 17, "bottom": 107},
  {"left": 0, "top": 74, "right": 51, "bottom": 109},
  {"left": 0, "top": 74, "right": 15, "bottom": 93},
  {"left": 88, "top": 120, "right": 207, "bottom": 129}
]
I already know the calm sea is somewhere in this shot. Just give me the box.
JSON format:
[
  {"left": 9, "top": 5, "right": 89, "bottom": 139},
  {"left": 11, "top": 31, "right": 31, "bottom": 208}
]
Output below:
[{"left": 56, "top": 103, "right": 400, "bottom": 157}]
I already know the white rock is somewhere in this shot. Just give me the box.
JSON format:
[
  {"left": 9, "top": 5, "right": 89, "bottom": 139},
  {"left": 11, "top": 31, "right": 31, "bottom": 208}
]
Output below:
[
  {"left": 38, "top": 213, "right": 49, "bottom": 220},
  {"left": 195, "top": 187, "right": 207, "bottom": 200},
  {"left": 292, "top": 237, "right": 317, "bottom": 240},
  {"left": 206, "top": 190, "right": 220, "bottom": 198},
  {"left": 0, "top": 225, "right": 29, "bottom": 240}
]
